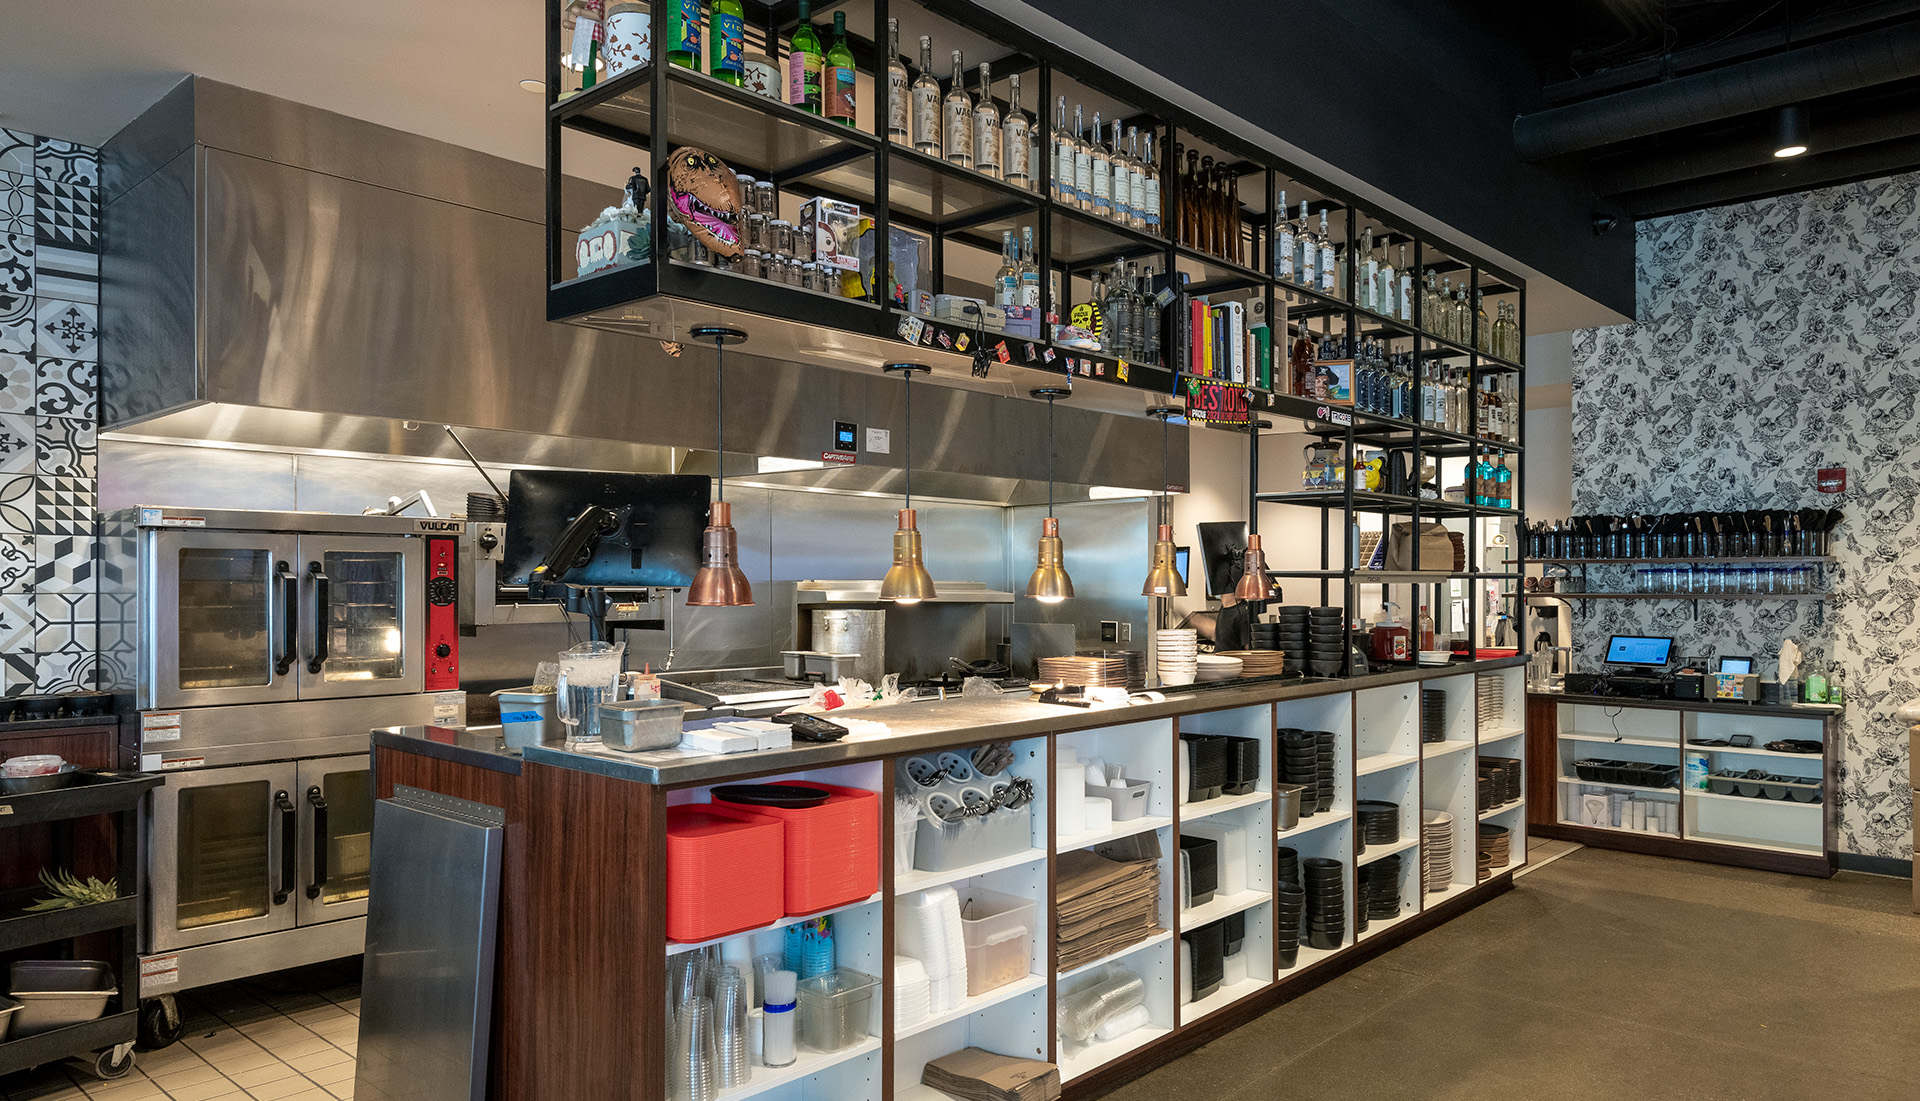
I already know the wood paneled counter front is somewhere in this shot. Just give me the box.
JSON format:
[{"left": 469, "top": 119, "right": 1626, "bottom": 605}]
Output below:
[{"left": 374, "top": 658, "right": 1529, "bottom": 1101}]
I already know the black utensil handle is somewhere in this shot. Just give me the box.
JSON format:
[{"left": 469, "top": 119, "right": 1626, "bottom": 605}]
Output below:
[
  {"left": 305, "top": 785, "right": 329, "bottom": 900},
  {"left": 274, "top": 789, "right": 296, "bottom": 904},
  {"left": 275, "top": 561, "right": 299, "bottom": 677},
  {"left": 306, "top": 561, "right": 330, "bottom": 674}
]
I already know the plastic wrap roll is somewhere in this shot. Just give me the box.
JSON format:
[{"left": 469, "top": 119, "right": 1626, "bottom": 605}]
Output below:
[{"left": 1057, "top": 969, "right": 1147, "bottom": 1042}]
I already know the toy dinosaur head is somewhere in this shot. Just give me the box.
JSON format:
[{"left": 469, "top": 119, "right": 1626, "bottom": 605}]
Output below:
[{"left": 665, "top": 147, "right": 743, "bottom": 258}]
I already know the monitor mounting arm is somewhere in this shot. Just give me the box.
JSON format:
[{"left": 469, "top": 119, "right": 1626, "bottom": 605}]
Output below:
[{"left": 525, "top": 505, "right": 667, "bottom": 644}]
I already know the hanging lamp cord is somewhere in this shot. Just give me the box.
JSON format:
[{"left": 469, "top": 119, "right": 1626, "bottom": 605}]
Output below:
[
  {"left": 715, "top": 337, "right": 725, "bottom": 503},
  {"left": 1047, "top": 396, "right": 1056, "bottom": 517},
  {"left": 904, "top": 370, "right": 913, "bottom": 509},
  {"left": 1160, "top": 414, "right": 1169, "bottom": 527}
]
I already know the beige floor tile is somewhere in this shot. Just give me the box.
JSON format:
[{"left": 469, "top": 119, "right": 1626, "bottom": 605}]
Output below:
[
  {"left": 78, "top": 1081, "right": 164, "bottom": 1101},
  {"left": 150, "top": 1065, "right": 223, "bottom": 1091},
  {"left": 265, "top": 1038, "right": 332, "bottom": 1062},
  {"left": 281, "top": 1052, "right": 349, "bottom": 1076},
  {"left": 303, "top": 1063, "right": 354, "bottom": 1088},
  {"left": 325, "top": 1086, "right": 355, "bottom": 1101},
  {"left": 243, "top": 1078, "right": 315, "bottom": 1101},
  {"left": 161, "top": 1079, "right": 242, "bottom": 1101},
  {"left": 206, "top": 1048, "right": 278, "bottom": 1074},
  {"left": 224, "top": 1066, "right": 295, "bottom": 1090}
]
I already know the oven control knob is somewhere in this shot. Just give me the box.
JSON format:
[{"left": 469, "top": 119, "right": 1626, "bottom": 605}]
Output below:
[
  {"left": 428, "top": 576, "right": 457, "bottom": 605},
  {"left": 436, "top": 643, "right": 451, "bottom": 658}
]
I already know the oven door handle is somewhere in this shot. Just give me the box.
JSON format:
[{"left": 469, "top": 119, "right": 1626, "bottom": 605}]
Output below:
[
  {"left": 305, "top": 561, "right": 330, "bottom": 674},
  {"left": 275, "top": 560, "right": 299, "bottom": 677},
  {"left": 273, "top": 789, "right": 296, "bottom": 905},
  {"left": 305, "top": 785, "right": 329, "bottom": 900}
]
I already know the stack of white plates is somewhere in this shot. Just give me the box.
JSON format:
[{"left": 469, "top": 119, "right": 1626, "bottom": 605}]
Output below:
[
  {"left": 1194, "top": 653, "right": 1244, "bottom": 682},
  {"left": 1421, "top": 810, "right": 1454, "bottom": 891},
  {"left": 1155, "top": 629, "right": 1198, "bottom": 685},
  {"left": 1475, "top": 673, "right": 1505, "bottom": 727},
  {"left": 893, "top": 956, "right": 931, "bottom": 1029},
  {"left": 1039, "top": 655, "right": 1130, "bottom": 688}
]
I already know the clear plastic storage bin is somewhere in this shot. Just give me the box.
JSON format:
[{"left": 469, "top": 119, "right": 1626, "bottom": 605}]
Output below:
[
  {"left": 796, "top": 967, "right": 879, "bottom": 1052},
  {"left": 914, "top": 803, "right": 1033, "bottom": 872},
  {"left": 1089, "top": 779, "right": 1151, "bottom": 821},
  {"left": 958, "top": 888, "right": 1036, "bottom": 996}
]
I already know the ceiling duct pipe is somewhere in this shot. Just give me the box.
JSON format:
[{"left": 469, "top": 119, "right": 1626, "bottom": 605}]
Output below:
[
  {"left": 1513, "top": 19, "right": 1920, "bottom": 161},
  {"left": 1586, "top": 95, "right": 1920, "bottom": 194}
]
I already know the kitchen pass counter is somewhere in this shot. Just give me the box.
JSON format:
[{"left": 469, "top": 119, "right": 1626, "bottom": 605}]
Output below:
[{"left": 377, "top": 656, "right": 1527, "bottom": 787}]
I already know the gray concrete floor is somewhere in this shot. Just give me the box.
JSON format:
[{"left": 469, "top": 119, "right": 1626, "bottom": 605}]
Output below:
[{"left": 1098, "top": 848, "right": 1920, "bottom": 1101}]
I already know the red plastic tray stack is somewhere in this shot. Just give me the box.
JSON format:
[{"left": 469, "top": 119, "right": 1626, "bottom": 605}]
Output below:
[
  {"left": 664, "top": 805, "right": 785, "bottom": 942},
  {"left": 715, "top": 781, "right": 879, "bottom": 916}
]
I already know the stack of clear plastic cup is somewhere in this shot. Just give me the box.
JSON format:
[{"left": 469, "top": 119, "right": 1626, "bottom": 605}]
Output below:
[
  {"left": 669, "top": 996, "right": 716, "bottom": 1101},
  {"left": 712, "top": 967, "right": 749, "bottom": 1090}
]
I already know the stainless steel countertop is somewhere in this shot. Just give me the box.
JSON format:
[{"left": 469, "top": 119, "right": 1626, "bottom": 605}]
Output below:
[{"left": 376, "top": 656, "right": 1527, "bottom": 787}]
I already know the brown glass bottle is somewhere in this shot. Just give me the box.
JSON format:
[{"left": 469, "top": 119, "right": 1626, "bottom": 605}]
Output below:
[
  {"left": 1199, "top": 155, "right": 1216, "bottom": 255},
  {"left": 1182, "top": 148, "right": 1200, "bottom": 248},
  {"left": 1224, "top": 168, "right": 1241, "bottom": 265}
]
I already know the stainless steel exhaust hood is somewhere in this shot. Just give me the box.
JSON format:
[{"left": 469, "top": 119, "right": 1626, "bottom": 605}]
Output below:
[{"left": 100, "top": 77, "right": 1187, "bottom": 505}]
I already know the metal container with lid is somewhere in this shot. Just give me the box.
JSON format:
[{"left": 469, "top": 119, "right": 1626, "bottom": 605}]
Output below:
[
  {"left": 811, "top": 610, "right": 886, "bottom": 686},
  {"left": 493, "top": 687, "right": 563, "bottom": 749},
  {"left": 8, "top": 960, "right": 114, "bottom": 1038}
]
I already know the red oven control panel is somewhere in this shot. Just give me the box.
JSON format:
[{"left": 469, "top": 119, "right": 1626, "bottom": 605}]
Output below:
[{"left": 425, "top": 536, "right": 459, "bottom": 690}]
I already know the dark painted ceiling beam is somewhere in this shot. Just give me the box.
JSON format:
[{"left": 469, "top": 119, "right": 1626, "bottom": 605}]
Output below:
[
  {"left": 1618, "top": 131, "right": 1920, "bottom": 217},
  {"left": 1515, "top": 18, "right": 1920, "bottom": 160}
]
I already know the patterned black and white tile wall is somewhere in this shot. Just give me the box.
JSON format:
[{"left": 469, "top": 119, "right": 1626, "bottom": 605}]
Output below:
[
  {"left": 1572, "top": 170, "right": 1920, "bottom": 860},
  {"left": 0, "top": 128, "right": 100, "bottom": 696}
]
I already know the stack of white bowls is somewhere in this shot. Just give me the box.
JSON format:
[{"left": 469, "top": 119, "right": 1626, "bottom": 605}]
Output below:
[
  {"left": 893, "top": 956, "right": 931, "bottom": 1029},
  {"left": 1155, "top": 629, "right": 1198, "bottom": 685},
  {"left": 895, "top": 888, "right": 968, "bottom": 1013},
  {"left": 1194, "top": 653, "right": 1244, "bottom": 682}
]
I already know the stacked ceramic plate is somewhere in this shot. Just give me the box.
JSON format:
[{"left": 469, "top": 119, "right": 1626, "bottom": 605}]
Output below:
[
  {"left": 1306, "top": 607, "right": 1346, "bottom": 677},
  {"left": 1215, "top": 650, "right": 1288, "bottom": 677},
  {"left": 1272, "top": 606, "right": 1311, "bottom": 674},
  {"left": 1359, "top": 855, "right": 1402, "bottom": 921},
  {"left": 1076, "top": 649, "right": 1148, "bottom": 689},
  {"left": 1421, "top": 689, "right": 1448, "bottom": 744},
  {"left": 1194, "top": 653, "right": 1244, "bottom": 682},
  {"left": 1421, "top": 810, "right": 1454, "bottom": 890},
  {"left": 1356, "top": 800, "right": 1400, "bottom": 852},
  {"left": 1476, "top": 823, "right": 1512, "bottom": 882},
  {"left": 1155, "top": 629, "right": 1198, "bottom": 686},
  {"left": 1476, "top": 672, "right": 1506, "bottom": 727},
  {"left": 1039, "top": 654, "right": 1129, "bottom": 688}
]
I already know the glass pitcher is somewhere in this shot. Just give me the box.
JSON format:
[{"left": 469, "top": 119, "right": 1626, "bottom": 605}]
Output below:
[{"left": 557, "top": 641, "right": 627, "bottom": 742}]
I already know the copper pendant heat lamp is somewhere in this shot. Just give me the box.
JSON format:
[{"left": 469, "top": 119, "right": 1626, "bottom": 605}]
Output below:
[
  {"left": 1142, "top": 406, "right": 1188, "bottom": 597},
  {"left": 686, "top": 326, "right": 753, "bottom": 607},
  {"left": 880, "top": 364, "right": 937, "bottom": 604},
  {"left": 1025, "top": 387, "right": 1075, "bottom": 603},
  {"left": 1233, "top": 533, "right": 1270, "bottom": 602}
]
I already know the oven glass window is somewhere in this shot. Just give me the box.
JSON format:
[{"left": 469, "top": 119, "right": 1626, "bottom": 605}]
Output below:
[
  {"left": 177, "top": 548, "right": 273, "bottom": 689},
  {"left": 319, "top": 769, "right": 373, "bottom": 905},
  {"left": 321, "top": 551, "right": 404, "bottom": 682},
  {"left": 177, "top": 780, "right": 271, "bottom": 929}
]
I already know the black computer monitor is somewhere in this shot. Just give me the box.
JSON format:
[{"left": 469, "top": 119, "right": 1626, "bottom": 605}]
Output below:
[
  {"left": 1197, "top": 522, "right": 1248, "bottom": 599},
  {"left": 502, "top": 470, "right": 712, "bottom": 588},
  {"left": 1174, "top": 547, "right": 1191, "bottom": 589},
  {"left": 1604, "top": 635, "right": 1674, "bottom": 668}
]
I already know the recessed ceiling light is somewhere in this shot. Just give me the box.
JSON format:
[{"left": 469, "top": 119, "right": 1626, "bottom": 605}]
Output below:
[
  {"left": 519, "top": 79, "right": 547, "bottom": 93},
  {"left": 1773, "top": 104, "right": 1809, "bottom": 159}
]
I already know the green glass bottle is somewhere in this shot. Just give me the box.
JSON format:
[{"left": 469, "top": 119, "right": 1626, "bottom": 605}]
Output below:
[
  {"left": 787, "top": 0, "right": 822, "bottom": 113},
  {"left": 668, "top": 0, "right": 702, "bottom": 71},
  {"left": 823, "top": 11, "right": 856, "bottom": 125},
  {"left": 709, "top": 0, "right": 744, "bottom": 85}
]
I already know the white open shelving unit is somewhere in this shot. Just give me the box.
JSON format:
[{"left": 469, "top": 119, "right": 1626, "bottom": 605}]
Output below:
[{"left": 678, "top": 670, "right": 1527, "bottom": 1100}]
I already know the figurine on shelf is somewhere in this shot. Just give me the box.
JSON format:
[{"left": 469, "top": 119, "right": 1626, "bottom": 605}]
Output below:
[
  {"left": 665, "top": 146, "right": 745, "bottom": 259},
  {"left": 574, "top": 166, "right": 653, "bottom": 278}
]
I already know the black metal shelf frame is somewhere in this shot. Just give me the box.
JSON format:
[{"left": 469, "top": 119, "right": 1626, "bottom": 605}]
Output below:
[{"left": 542, "top": 0, "right": 1528, "bottom": 410}]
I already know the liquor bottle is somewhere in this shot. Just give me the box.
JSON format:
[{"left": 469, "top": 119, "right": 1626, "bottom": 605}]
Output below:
[
  {"left": 1088, "top": 111, "right": 1112, "bottom": 219},
  {"left": 1439, "top": 276, "right": 1456, "bottom": 340},
  {"left": 1224, "top": 167, "right": 1242, "bottom": 263},
  {"left": 1141, "top": 266, "right": 1161, "bottom": 363},
  {"left": 1297, "top": 200, "right": 1318, "bottom": 290},
  {"left": 1474, "top": 290, "right": 1489, "bottom": 352},
  {"left": 1359, "top": 226, "right": 1377, "bottom": 311},
  {"left": 1482, "top": 377, "right": 1504, "bottom": 441},
  {"left": 1002, "top": 74, "right": 1031, "bottom": 189},
  {"left": 1449, "top": 367, "right": 1467, "bottom": 433},
  {"left": 1019, "top": 226, "right": 1040, "bottom": 308},
  {"left": 1104, "top": 260, "right": 1132, "bottom": 356},
  {"left": 1316, "top": 211, "right": 1336, "bottom": 297},
  {"left": 995, "top": 230, "right": 1018, "bottom": 308},
  {"left": 709, "top": 0, "right": 744, "bottom": 84},
  {"left": 1196, "top": 155, "right": 1215, "bottom": 253},
  {"left": 1111, "top": 122, "right": 1133, "bottom": 226},
  {"left": 1074, "top": 106, "right": 1095, "bottom": 213},
  {"left": 1454, "top": 282, "right": 1470, "bottom": 345},
  {"left": 1052, "top": 97, "right": 1075, "bottom": 205},
  {"left": 943, "top": 51, "right": 973, "bottom": 167},
  {"left": 744, "top": 10, "right": 783, "bottom": 99},
  {"left": 1180, "top": 148, "right": 1199, "bottom": 244},
  {"left": 1124, "top": 261, "right": 1145, "bottom": 358},
  {"left": 1471, "top": 451, "right": 1491, "bottom": 507},
  {"left": 787, "top": 0, "right": 821, "bottom": 111},
  {"left": 1274, "top": 191, "right": 1294, "bottom": 282},
  {"left": 1378, "top": 240, "right": 1396, "bottom": 317},
  {"left": 884, "top": 19, "right": 909, "bottom": 144},
  {"left": 822, "top": 12, "right": 856, "bottom": 125},
  {"left": 1125, "top": 127, "right": 1146, "bottom": 231},
  {"left": 1141, "top": 131, "right": 1162, "bottom": 236},
  {"left": 1398, "top": 246, "right": 1413, "bottom": 322},
  {"left": 669, "top": 0, "right": 703, "bottom": 71},
  {"left": 972, "top": 63, "right": 1000, "bottom": 177},
  {"left": 1494, "top": 452, "right": 1513, "bottom": 510},
  {"left": 911, "top": 37, "right": 941, "bottom": 154},
  {"left": 1418, "top": 606, "right": 1436, "bottom": 651},
  {"left": 1421, "top": 269, "right": 1437, "bottom": 332},
  {"left": 1395, "top": 355, "right": 1414, "bottom": 421}
]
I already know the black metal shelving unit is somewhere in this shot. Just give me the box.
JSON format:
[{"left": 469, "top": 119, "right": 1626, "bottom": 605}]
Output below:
[
  {"left": 0, "top": 771, "right": 162, "bottom": 1082},
  {"left": 541, "top": 0, "right": 1529, "bottom": 415}
]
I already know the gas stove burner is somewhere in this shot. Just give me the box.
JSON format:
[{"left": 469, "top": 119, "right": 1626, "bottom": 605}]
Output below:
[{"left": 903, "top": 674, "right": 969, "bottom": 692}]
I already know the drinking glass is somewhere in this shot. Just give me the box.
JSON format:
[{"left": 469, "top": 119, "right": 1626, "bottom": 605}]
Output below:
[{"left": 557, "top": 641, "right": 627, "bottom": 742}]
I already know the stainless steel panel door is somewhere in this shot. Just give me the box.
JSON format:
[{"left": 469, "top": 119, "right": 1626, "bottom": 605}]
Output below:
[
  {"left": 295, "top": 535, "right": 425, "bottom": 699},
  {"left": 145, "top": 531, "right": 301, "bottom": 710},
  {"left": 295, "top": 755, "right": 373, "bottom": 926},
  {"left": 148, "top": 762, "right": 300, "bottom": 952}
]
